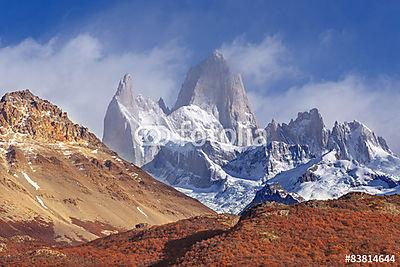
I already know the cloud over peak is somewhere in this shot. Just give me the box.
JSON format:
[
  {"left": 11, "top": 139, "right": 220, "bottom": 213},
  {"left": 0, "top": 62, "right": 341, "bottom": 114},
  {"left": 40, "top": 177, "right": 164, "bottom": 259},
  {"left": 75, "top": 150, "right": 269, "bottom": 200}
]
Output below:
[
  {"left": 221, "top": 35, "right": 300, "bottom": 89},
  {"left": 0, "top": 33, "right": 399, "bottom": 154},
  {"left": 0, "top": 34, "right": 188, "bottom": 137}
]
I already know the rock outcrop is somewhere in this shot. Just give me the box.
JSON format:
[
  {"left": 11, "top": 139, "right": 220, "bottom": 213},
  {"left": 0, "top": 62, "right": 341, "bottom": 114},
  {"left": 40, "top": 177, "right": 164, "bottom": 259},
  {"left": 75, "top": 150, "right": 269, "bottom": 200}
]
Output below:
[{"left": 0, "top": 90, "right": 102, "bottom": 147}]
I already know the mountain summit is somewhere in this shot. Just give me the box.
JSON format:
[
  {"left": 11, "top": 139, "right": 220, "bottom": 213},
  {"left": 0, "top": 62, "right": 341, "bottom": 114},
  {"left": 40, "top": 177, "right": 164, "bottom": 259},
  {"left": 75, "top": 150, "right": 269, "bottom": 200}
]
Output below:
[
  {"left": 0, "top": 90, "right": 101, "bottom": 147},
  {"left": 114, "top": 73, "right": 135, "bottom": 108},
  {"left": 103, "top": 51, "right": 260, "bottom": 166},
  {"left": 103, "top": 74, "right": 173, "bottom": 165},
  {"left": 265, "top": 108, "right": 329, "bottom": 155},
  {"left": 173, "top": 50, "right": 258, "bottom": 146}
]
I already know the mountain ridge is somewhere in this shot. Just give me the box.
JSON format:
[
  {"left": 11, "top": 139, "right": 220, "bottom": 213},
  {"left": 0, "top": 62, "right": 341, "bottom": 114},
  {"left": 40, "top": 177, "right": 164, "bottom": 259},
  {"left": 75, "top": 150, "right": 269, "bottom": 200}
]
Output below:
[
  {"left": 0, "top": 89, "right": 103, "bottom": 148},
  {"left": 0, "top": 89, "right": 213, "bottom": 244}
]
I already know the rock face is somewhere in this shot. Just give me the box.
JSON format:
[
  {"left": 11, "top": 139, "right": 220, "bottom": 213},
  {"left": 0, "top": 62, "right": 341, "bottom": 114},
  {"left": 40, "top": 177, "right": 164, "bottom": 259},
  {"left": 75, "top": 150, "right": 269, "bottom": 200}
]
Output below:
[
  {"left": 173, "top": 50, "right": 259, "bottom": 146},
  {"left": 0, "top": 90, "right": 213, "bottom": 244},
  {"left": 0, "top": 90, "right": 101, "bottom": 147},
  {"left": 143, "top": 140, "right": 237, "bottom": 189},
  {"left": 103, "top": 74, "right": 172, "bottom": 166},
  {"left": 157, "top": 97, "right": 171, "bottom": 115},
  {"left": 328, "top": 120, "right": 392, "bottom": 164},
  {"left": 265, "top": 108, "right": 329, "bottom": 155},
  {"left": 224, "top": 142, "right": 312, "bottom": 181}
]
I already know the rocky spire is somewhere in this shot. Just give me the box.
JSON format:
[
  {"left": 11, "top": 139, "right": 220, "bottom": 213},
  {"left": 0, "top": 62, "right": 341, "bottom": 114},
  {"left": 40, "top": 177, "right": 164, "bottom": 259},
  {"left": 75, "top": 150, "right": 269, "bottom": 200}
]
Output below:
[
  {"left": 157, "top": 97, "right": 171, "bottom": 115},
  {"left": 282, "top": 108, "right": 329, "bottom": 154},
  {"left": 265, "top": 119, "right": 288, "bottom": 144},
  {"left": 103, "top": 74, "right": 172, "bottom": 166},
  {"left": 265, "top": 108, "right": 329, "bottom": 155},
  {"left": 173, "top": 50, "right": 258, "bottom": 146},
  {"left": 114, "top": 73, "right": 134, "bottom": 108}
]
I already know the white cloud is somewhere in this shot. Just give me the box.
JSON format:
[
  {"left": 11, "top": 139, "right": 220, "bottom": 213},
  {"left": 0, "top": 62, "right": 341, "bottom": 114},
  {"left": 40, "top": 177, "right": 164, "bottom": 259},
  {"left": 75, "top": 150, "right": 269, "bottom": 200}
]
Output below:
[
  {"left": 0, "top": 34, "right": 188, "bottom": 138},
  {"left": 249, "top": 75, "right": 400, "bottom": 154},
  {"left": 220, "top": 35, "right": 299, "bottom": 88},
  {"left": 1, "top": 33, "right": 399, "bottom": 155}
]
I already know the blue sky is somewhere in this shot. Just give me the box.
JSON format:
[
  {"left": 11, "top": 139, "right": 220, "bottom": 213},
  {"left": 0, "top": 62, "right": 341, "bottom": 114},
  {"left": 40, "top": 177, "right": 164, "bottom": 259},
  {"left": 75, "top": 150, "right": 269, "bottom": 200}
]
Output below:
[
  {"left": 0, "top": 0, "right": 399, "bottom": 151},
  {"left": 2, "top": 0, "right": 400, "bottom": 78}
]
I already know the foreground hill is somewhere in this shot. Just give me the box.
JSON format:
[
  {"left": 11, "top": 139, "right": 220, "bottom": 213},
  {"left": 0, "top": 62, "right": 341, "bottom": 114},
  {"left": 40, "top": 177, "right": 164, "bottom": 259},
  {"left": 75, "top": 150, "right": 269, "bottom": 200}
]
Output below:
[
  {"left": 0, "top": 90, "right": 212, "bottom": 244},
  {"left": 1, "top": 193, "right": 399, "bottom": 265}
]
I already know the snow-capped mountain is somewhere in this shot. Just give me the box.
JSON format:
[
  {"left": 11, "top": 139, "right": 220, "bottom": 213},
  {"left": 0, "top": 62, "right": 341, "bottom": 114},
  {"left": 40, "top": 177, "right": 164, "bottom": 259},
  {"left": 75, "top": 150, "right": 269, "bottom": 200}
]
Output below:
[
  {"left": 253, "top": 110, "right": 400, "bottom": 207},
  {"left": 328, "top": 120, "right": 392, "bottom": 164},
  {"left": 265, "top": 108, "right": 395, "bottom": 166},
  {"left": 103, "top": 51, "right": 400, "bottom": 214},
  {"left": 103, "top": 74, "right": 173, "bottom": 166},
  {"left": 264, "top": 150, "right": 400, "bottom": 201},
  {"left": 173, "top": 50, "right": 259, "bottom": 146},
  {"left": 265, "top": 108, "right": 329, "bottom": 155}
]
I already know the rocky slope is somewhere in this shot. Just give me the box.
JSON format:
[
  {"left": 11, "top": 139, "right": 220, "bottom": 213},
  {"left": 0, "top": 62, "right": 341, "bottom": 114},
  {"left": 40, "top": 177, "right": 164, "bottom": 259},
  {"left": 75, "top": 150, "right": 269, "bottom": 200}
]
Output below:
[
  {"left": 2, "top": 193, "right": 399, "bottom": 266},
  {"left": 0, "top": 90, "right": 213, "bottom": 244}
]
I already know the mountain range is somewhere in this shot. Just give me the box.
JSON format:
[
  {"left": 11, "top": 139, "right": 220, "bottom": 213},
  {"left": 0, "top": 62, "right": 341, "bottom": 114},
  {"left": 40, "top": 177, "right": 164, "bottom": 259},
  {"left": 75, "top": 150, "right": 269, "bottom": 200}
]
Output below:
[{"left": 103, "top": 51, "right": 400, "bottom": 214}]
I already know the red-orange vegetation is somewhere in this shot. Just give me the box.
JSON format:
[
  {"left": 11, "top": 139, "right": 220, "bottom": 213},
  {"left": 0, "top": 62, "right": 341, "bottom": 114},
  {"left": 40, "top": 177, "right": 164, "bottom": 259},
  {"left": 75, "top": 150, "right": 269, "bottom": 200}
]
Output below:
[{"left": 1, "top": 193, "right": 400, "bottom": 266}]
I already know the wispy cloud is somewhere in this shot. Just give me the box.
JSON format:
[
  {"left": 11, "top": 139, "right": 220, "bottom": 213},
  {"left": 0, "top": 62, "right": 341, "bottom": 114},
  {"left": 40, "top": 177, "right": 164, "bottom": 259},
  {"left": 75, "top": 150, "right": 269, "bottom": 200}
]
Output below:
[
  {"left": 0, "top": 34, "right": 188, "bottom": 137},
  {"left": 249, "top": 75, "right": 400, "bottom": 153},
  {"left": 220, "top": 35, "right": 300, "bottom": 89},
  {"left": 0, "top": 32, "right": 399, "bottom": 154},
  {"left": 219, "top": 35, "right": 400, "bottom": 154}
]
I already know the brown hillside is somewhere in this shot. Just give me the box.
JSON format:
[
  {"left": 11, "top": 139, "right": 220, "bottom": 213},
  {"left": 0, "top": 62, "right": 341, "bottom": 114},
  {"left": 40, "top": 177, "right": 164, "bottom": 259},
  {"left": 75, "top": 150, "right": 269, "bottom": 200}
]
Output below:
[
  {"left": 0, "top": 90, "right": 213, "bottom": 245},
  {"left": 1, "top": 193, "right": 399, "bottom": 266}
]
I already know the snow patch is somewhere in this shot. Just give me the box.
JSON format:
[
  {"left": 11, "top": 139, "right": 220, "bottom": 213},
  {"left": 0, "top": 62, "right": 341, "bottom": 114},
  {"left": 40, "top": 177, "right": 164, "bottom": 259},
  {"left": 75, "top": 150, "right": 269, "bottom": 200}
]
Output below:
[
  {"left": 101, "top": 230, "right": 118, "bottom": 236},
  {"left": 136, "top": 206, "right": 148, "bottom": 217},
  {"left": 35, "top": 196, "right": 48, "bottom": 209},
  {"left": 22, "top": 172, "right": 40, "bottom": 190}
]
